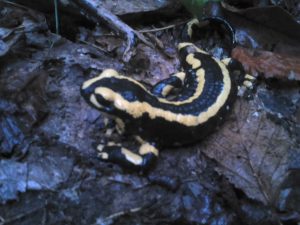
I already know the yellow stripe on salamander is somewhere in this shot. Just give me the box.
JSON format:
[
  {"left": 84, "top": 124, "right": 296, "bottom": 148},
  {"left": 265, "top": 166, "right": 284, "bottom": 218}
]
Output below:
[
  {"left": 121, "top": 148, "right": 143, "bottom": 165},
  {"left": 178, "top": 42, "right": 209, "bottom": 55},
  {"left": 186, "top": 53, "right": 201, "bottom": 69}
]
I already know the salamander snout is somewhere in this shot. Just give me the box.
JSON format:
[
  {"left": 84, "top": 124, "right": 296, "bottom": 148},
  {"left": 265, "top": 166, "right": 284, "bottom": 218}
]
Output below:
[{"left": 80, "top": 85, "right": 94, "bottom": 99}]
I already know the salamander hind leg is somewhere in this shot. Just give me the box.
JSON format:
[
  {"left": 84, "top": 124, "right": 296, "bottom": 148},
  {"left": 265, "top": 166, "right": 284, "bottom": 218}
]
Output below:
[
  {"left": 97, "top": 142, "right": 159, "bottom": 171},
  {"left": 151, "top": 72, "right": 186, "bottom": 98},
  {"left": 221, "top": 58, "right": 256, "bottom": 97}
]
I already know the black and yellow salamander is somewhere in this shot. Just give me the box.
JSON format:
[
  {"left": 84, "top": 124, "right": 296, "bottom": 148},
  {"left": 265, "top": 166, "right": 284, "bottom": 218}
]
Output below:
[{"left": 81, "top": 42, "right": 247, "bottom": 170}]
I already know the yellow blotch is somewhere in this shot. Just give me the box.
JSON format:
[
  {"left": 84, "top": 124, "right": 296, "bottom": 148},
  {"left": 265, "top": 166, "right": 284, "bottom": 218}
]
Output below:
[
  {"left": 178, "top": 42, "right": 193, "bottom": 50},
  {"left": 99, "top": 152, "right": 109, "bottom": 160},
  {"left": 107, "top": 142, "right": 117, "bottom": 146},
  {"left": 115, "top": 118, "right": 125, "bottom": 134},
  {"left": 243, "top": 80, "right": 253, "bottom": 88},
  {"left": 83, "top": 69, "right": 148, "bottom": 93},
  {"left": 97, "top": 144, "right": 104, "bottom": 152},
  {"left": 95, "top": 87, "right": 116, "bottom": 101},
  {"left": 186, "top": 54, "right": 201, "bottom": 69},
  {"left": 89, "top": 94, "right": 103, "bottom": 109},
  {"left": 174, "top": 72, "right": 186, "bottom": 83},
  {"left": 221, "top": 58, "right": 231, "bottom": 66},
  {"left": 187, "top": 19, "right": 200, "bottom": 38},
  {"left": 121, "top": 148, "right": 143, "bottom": 165},
  {"left": 161, "top": 85, "right": 173, "bottom": 97},
  {"left": 178, "top": 42, "right": 209, "bottom": 55},
  {"left": 82, "top": 69, "right": 120, "bottom": 90},
  {"left": 245, "top": 74, "right": 256, "bottom": 80},
  {"left": 139, "top": 143, "right": 159, "bottom": 156},
  {"left": 135, "top": 136, "right": 145, "bottom": 144}
]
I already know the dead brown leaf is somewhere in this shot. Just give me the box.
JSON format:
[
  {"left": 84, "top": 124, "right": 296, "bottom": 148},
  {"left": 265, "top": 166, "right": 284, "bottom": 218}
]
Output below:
[
  {"left": 201, "top": 97, "right": 295, "bottom": 205},
  {"left": 232, "top": 46, "right": 300, "bottom": 80}
]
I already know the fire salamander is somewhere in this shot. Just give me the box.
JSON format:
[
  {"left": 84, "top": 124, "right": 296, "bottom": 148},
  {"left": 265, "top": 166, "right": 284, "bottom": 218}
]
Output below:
[{"left": 81, "top": 42, "right": 252, "bottom": 170}]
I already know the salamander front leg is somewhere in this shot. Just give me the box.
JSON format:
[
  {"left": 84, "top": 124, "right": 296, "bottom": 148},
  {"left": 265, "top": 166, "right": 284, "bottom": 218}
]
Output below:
[
  {"left": 151, "top": 72, "right": 186, "bottom": 97},
  {"left": 97, "top": 142, "right": 159, "bottom": 170}
]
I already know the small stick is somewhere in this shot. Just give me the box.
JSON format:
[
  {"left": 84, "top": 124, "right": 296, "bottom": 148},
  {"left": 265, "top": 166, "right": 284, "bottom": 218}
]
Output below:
[
  {"left": 53, "top": 0, "right": 59, "bottom": 34},
  {"left": 73, "top": 0, "right": 154, "bottom": 62},
  {"left": 139, "top": 20, "right": 188, "bottom": 33}
]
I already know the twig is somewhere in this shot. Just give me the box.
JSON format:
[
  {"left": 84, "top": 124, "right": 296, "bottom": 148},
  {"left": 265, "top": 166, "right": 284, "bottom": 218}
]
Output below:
[
  {"left": 79, "top": 40, "right": 108, "bottom": 53},
  {"left": 104, "top": 207, "right": 142, "bottom": 221},
  {"left": 53, "top": 0, "right": 59, "bottom": 34},
  {"left": 0, "top": 205, "right": 45, "bottom": 224},
  {"left": 73, "top": 0, "right": 154, "bottom": 62},
  {"left": 1, "top": 0, "right": 29, "bottom": 9},
  {"left": 139, "top": 20, "right": 188, "bottom": 33},
  {"left": 0, "top": 216, "right": 4, "bottom": 225}
]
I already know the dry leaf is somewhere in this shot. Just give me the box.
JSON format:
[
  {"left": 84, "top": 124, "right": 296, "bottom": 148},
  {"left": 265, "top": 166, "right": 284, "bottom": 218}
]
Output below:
[
  {"left": 201, "top": 97, "right": 295, "bottom": 205},
  {"left": 232, "top": 46, "right": 300, "bottom": 80}
]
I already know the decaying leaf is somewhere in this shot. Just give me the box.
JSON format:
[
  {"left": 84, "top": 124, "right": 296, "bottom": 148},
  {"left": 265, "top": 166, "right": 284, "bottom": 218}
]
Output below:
[
  {"left": 0, "top": 115, "right": 28, "bottom": 156},
  {"left": 201, "top": 96, "right": 296, "bottom": 205},
  {"left": 0, "top": 2, "right": 47, "bottom": 57},
  {"left": 0, "top": 160, "right": 27, "bottom": 203},
  {"left": 232, "top": 46, "right": 300, "bottom": 80},
  {"left": 0, "top": 145, "right": 74, "bottom": 203},
  {"left": 95, "top": 36, "right": 123, "bottom": 53}
]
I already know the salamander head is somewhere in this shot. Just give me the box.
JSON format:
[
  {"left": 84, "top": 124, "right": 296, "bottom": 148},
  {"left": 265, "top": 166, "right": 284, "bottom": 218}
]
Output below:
[
  {"left": 81, "top": 69, "right": 143, "bottom": 118},
  {"left": 81, "top": 69, "right": 124, "bottom": 114}
]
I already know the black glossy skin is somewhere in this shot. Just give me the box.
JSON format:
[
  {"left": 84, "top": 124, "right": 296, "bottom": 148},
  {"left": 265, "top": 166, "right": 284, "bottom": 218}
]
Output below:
[{"left": 81, "top": 44, "right": 238, "bottom": 148}]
